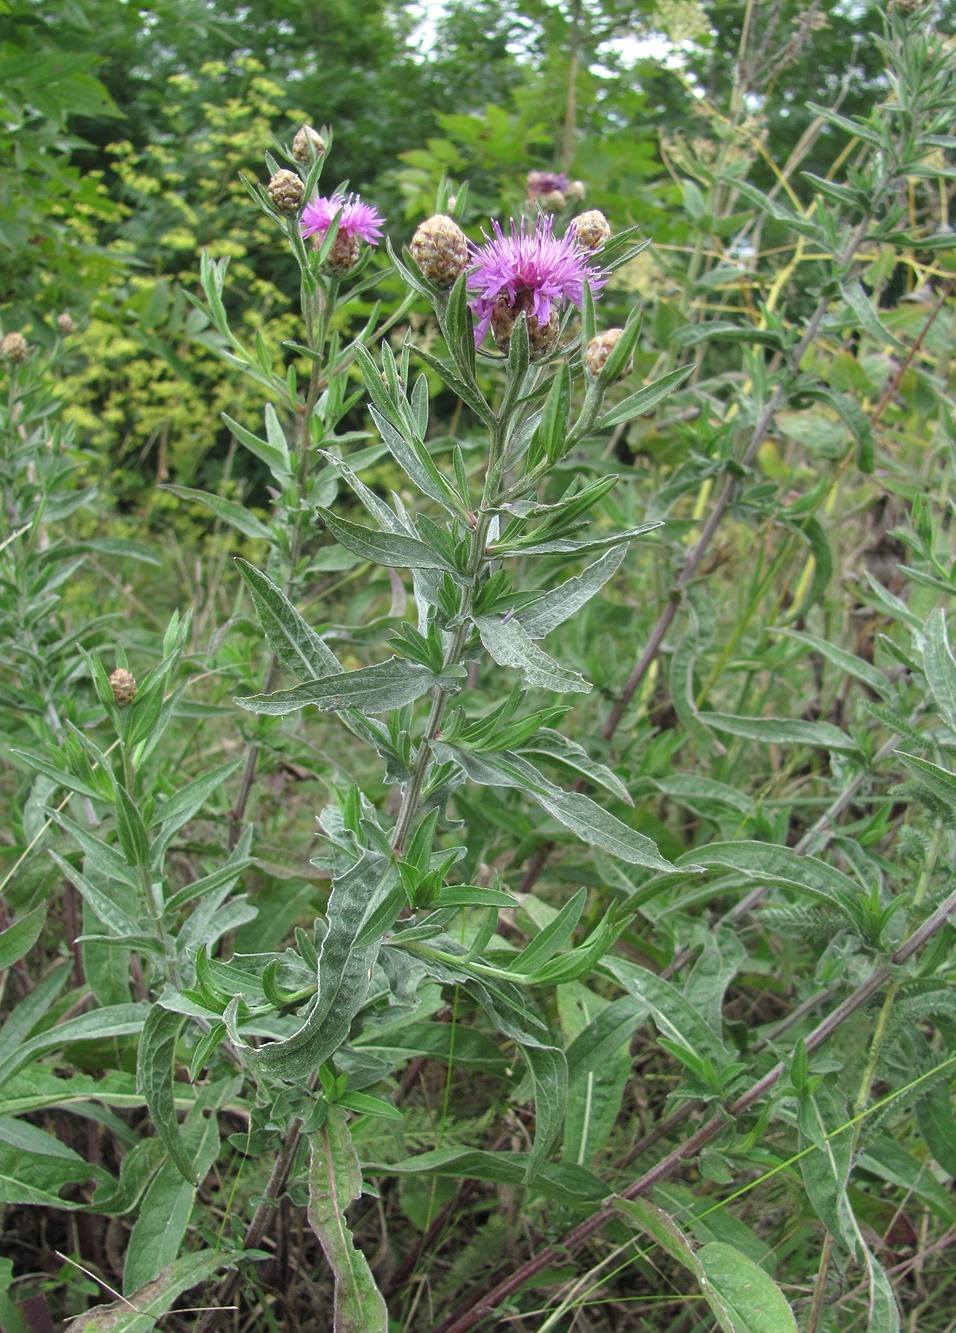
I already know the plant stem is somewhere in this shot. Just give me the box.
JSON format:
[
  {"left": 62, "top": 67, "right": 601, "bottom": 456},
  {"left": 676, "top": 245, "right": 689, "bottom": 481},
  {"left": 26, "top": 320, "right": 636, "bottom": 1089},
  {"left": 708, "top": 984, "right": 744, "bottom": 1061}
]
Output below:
[{"left": 196, "top": 1117, "right": 303, "bottom": 1332}]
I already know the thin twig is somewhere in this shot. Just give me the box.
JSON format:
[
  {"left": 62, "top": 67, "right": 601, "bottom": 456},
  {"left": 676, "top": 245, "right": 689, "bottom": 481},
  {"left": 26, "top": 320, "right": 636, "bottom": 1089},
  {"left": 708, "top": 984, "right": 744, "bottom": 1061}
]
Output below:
[{"left": 195, "top": 1117, "right": 303, "bottom": 1332}]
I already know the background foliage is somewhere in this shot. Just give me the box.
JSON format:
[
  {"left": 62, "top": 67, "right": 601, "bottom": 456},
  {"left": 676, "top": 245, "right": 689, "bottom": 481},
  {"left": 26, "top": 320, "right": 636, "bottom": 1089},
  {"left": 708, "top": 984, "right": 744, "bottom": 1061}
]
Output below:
[{"left": 2, "top": 0, "right": 956, "bottom": 1329}]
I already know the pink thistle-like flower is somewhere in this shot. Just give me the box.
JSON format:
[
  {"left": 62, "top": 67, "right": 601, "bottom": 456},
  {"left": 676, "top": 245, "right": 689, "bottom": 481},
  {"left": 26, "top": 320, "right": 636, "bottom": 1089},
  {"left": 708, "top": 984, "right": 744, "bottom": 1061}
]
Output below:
[
  {"left": 300, "top": 193, "right": 385, "bottom": 246},
  {"left": 467, "top": 215, "right": 606, "bottom": 350}
]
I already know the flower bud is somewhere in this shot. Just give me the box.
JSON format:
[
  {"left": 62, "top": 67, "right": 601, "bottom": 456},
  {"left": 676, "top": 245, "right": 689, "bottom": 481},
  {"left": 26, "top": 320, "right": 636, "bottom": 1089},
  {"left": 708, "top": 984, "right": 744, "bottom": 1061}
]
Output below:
[
  {"left": 1, "top": 332, "right": 29, "bottom": 363},
  {"left": 569, "top": 210, "right": 611, "bottom": 252},
  {"left": 584, "top": 329, "right": 632, "bottom": 380},
  {"left": 292, "top": 124, "right": 326, "bottom": 164},
  {"left": 537, "top": 188, "right": 566, "bottom": 213},
  {"left": 267, "top": 168, "right": 305, "bottom": 214},
  {"left": 410, "top": 214, "right": 469, "bottom": 289},
  {"left": 57, "top": 312, "right": 74, "bottom": 336},
  {"left": 109, "top": 668, "right": 137, "bottom": 706},
  {"left": 565, "top": 179, "right": 586, "bottom": 202}
]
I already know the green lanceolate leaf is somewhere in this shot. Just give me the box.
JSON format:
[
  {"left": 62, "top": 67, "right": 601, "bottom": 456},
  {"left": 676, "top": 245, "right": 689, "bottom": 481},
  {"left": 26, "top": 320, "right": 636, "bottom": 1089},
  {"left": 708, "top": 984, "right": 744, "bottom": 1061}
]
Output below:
[
  {"left": 0, "top": 1129, "right": 110, "bottom": 1208},
  {"left": 49, "top": 852, "right": 144, "bottom": 942},
  {"left": 307, "top": 1106, "right": 388, "bottom": 1333},
  {"left": 696, "top": 1243, "right": 800, "bottom": 1333},
  {"left": 0, "top": 904, "right": 45, "bottom": 971},
  {"left": 596, "top": 364, "right": 694, "bottom": 428},
  {"left": 160, "top": 485, "right": 273, "bottom": 541},
  {"left": 781, "top": 516, "right": 833, "bottom": 625},
  {"left": 365, "top": 1146, "right": 608, "bottom": 1205},
  {"left": 615, "top": 1199, "right": 799, "bottom": 1333},
  {"left": 222, "top": 407, "right": 290, "bottom": 479},
  {"left": 368, "top": 405, "right": 462, "bottom": 514},
  {"left": 838, "top": 278, "right": 903, "bottom": 349},
  {"left": 518, "top": 728, "right": 632, "bottom": 804},
  {"left": 518, "top": 1043, "right": 567, "bottom": 1178},
  {"left": 474, "top": 614, "right": 591, "bottom": 694},
  {"left": 436, "top": 744, "right": 678, "bottom": 873},
  {"left": 136, "top": 1008, "right": 196, "bottom": 1185},
  {"left": 896, "top": 753, "right": 956, "bottom": 809},
  {"left": 678, "top": 841, "right": 866, "bottom": 930},
  {"left": 236, "top": 558, "right": 342, "bottom": 678},
  {"left": 698, "top": 711, "right": 858, "bottom": 754},
  {"left": 114, "top": 784, "right": 151, "bottom": 872},
  {"left": 603, "top": 957, "right": 732, "bottom": 1068},
  {"left": 490, "top": 521, "right": 661, "bottom": 559},
  {"left": 0, "top": 1003, "right": 149, "bottom": 1089},
  {"left": 237, "top": 656, "right": 453, "bottom": 717},
  {"left": 772, "top": 628, "right": 891, "bottom": 699}
]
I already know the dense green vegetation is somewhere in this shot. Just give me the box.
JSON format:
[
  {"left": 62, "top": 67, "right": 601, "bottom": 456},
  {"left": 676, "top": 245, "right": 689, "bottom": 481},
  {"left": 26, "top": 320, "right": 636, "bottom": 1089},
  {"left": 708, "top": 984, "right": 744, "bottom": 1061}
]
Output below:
[{"left": 2, "top": 1, "right": 956, "bottom": 1329}]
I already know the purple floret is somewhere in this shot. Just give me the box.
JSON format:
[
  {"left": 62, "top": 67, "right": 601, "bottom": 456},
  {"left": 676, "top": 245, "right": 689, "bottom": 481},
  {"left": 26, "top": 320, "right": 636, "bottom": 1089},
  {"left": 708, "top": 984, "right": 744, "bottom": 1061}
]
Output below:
[{"left": 300, "top": 193, "right": 385, "bottom": 245}]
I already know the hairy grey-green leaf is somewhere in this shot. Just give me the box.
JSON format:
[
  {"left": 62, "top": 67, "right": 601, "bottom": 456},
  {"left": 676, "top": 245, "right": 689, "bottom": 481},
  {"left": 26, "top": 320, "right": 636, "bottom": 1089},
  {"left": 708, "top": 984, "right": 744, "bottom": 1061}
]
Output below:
[
  {"left": 136, "top": 1008, "right": 195, "bottom": 1185},
  {"left": 475, "top": 615, "right": 591, "bottom": 693},
  {"left": 237, "top": 656, "right": 447, "bottom": 716},
  {"left": 924, "top": 608, "right": 956, "bottom": 729},
  {"left": 244, "top": 854, "right": 399, "bottom": 1079},
  {"left": 236, "top": 558, "right": 341, "bottom": 679},
  {"left": 318, "top": 508, "right": 457, "bottom": 573},
  {"left": 699, "top": 711, "right": 857, "bottom": 753},
  {"left": 308, "top": 1107, "right": 388, "bottom": 1333},
  {"left": 438, "top": 745, "right": 676, "bottom": 872},
  {"left": 519, "top": 546, "right": 627, "bottom": 639}
]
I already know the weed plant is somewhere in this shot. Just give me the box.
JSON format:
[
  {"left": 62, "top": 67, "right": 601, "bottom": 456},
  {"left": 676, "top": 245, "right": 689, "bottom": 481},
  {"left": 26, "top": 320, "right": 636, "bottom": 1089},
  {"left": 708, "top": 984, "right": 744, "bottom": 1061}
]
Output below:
[{"left": 1, "top": 6, "right": 956, "bottom": 1331}]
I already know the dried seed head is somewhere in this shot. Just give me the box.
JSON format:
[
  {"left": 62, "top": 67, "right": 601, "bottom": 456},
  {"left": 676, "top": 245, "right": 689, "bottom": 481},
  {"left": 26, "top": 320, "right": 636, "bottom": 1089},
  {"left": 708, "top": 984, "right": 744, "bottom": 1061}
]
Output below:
[
  {"left": 584, "top": 329, "right": 632, "bottom": 380},
  {"left": 565, "top": 179, "right": 586, "bottom": 202},
  {"left": 569, "top": 210, "right": 611, "bottom": 252},
  {"left": 410, "top": 214, "right": 469, "bottom": 289},
  {"left": 57, "top": 311, "right": 74, "bottom": 336},
  {"left": 1, "top": 332, "right": 29, "bottom": 363},
  {"left": 267, "top": 168, "right": 305, "bottom": 214},
  {"left": 109, "top": 668, "right": 137, "bottom": 706},
  {"left": 292, "top": 124, "right": 326, "bottom": 164}
]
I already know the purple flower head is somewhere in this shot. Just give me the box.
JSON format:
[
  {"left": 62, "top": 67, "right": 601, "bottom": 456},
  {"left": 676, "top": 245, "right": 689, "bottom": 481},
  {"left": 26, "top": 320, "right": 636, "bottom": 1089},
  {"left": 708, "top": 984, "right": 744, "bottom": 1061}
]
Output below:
[
  {"left": 467, "top": 215, "right": 607, "bottom": 349},
  {"left": 528, "top": 170, "right": 569, "bottom": 196},
  {"left": 300, "top": 193, "right": 385, "bottom": 246}
]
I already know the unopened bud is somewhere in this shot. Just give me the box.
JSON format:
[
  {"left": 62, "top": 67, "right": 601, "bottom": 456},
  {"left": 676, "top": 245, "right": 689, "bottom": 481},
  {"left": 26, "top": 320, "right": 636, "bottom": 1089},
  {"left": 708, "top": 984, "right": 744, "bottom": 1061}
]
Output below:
[
  {"left": 267, "top": 169, "right": 305, "bottom": 213},
  {"left": 565, "top": 179, "right": 586, "bottom": 202},
  {"left": 584, "top": 329, "right": 632, "bottom": 380},
  {"left": 569, "top": 209, "right": 611, "bottom": 252},
  {"left": 538, "top": 188, "right": 566, "bottom": 213},
  {"left": 1, "top": 332, "right": 29, "bottom": 363},
  {"left": 292, "top": 124, "right": 326, "bottom": 164},
  {"left": 109, "top": 668, "right": 137, "bottom": 706},
  {"left": 325, "top": 231, "right": 360, "bottom": 274},
  {"left": 410, "top": 214, "right": 469, "bottom": 289},
  {"left": 57, "top": 312, "right": 74, "bottom": 336}
]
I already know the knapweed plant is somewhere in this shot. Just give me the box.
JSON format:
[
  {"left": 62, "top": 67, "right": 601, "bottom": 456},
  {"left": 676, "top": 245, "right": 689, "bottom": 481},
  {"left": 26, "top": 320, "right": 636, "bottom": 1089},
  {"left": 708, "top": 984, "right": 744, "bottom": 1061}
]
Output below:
[{"left": 196, "top": 141, "right": 693, "bottom": 1326}]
